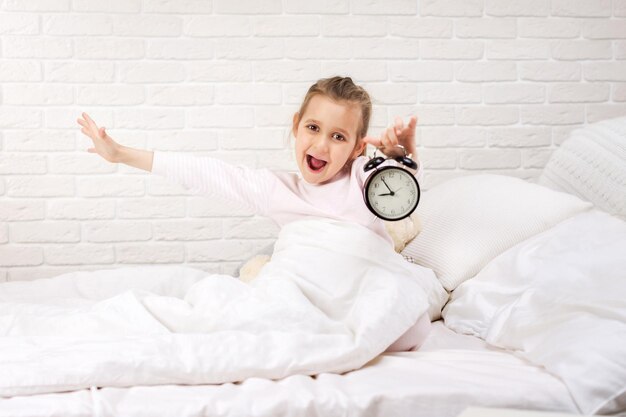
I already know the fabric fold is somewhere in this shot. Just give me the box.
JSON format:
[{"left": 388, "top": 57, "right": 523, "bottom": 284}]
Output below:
[{"left": 0, "top": 218, "right": 446, "bottom": 397}]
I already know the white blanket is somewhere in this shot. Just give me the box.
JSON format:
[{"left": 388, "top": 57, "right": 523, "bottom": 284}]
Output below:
[
  {"left": 0, "top": 218, "right": 446, "bottom": 397},
  {"left": 443, "top": 210, "right": 626, "bottom": 415}
]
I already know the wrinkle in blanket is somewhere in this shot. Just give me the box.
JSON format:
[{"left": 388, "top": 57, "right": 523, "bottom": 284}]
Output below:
[{"left": 0, "top": 219, "right": 445, "bottom": 397}]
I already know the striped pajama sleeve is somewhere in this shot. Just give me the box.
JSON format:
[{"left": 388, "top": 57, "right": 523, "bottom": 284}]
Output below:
[{"left": 151, "top": 151, "right": 276, "bottom": 216}]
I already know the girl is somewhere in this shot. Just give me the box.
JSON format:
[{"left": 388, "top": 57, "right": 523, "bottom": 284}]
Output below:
[{"left": 77, "top": 76, "right": 431, "bottom": 352}]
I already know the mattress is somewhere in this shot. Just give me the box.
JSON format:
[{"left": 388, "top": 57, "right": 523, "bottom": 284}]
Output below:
[{"left": 0, "top": 322, "right": 579, "bottom": 417}]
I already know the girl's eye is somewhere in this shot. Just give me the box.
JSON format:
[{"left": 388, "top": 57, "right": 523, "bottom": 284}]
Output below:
[
  {"left": 306, "top": 124, "right": 319, "bottom": 132},
  {"left": 333, "top": 133, "right": 345, "bottom": 141}
]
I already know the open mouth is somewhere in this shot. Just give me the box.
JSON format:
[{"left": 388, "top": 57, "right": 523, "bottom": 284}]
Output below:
[{"left": 306, "top": 154, "right": 327, "bottom": 172}]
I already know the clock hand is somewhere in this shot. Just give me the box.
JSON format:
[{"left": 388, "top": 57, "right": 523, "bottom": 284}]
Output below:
[
  {"left": 381, "top": 178, "right": 393, "bottom": 193},
  {"left": 377, "top": 187, "right": 404, "bottom": 197}
]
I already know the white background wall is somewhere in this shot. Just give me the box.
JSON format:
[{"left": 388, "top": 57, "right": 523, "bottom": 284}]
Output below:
[{"left": 1, "top": 0, "right": 625, "bottom": 281}]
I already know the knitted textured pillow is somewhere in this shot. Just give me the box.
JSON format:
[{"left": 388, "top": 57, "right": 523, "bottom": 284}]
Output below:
[{"left": 538, "top": 116, "right": 626, "bottom": 221}]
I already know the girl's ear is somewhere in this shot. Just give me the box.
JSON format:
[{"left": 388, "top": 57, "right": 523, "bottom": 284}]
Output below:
[
  {"left": 352, "top": 139, "right": 367, "bottom": 159},
  {"left": 292, "top": 112, "right": 300, "bottom": 138}
]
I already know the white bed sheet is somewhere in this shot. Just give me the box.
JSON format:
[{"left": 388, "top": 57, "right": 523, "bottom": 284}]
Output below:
[{"left": 0, "top": 322, "right": 579, "bottom": 417}]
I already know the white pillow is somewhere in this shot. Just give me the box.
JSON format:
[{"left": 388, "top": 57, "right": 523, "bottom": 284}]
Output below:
[
  {"left": 442, "top": 210, "right": 626, "bottom": 415},
  {"left": 538, "top": 115, "right": 626, "bottom": 221},
  {"left": 401, "top": 174, "right": 592, "bottom": 291}
]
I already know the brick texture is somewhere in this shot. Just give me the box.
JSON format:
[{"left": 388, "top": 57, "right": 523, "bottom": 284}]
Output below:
[{"left": 0, "top": 1, "right": 622, "bottom": 279}]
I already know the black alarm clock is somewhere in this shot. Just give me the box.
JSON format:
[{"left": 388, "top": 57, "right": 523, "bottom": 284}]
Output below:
[{"left": 363, "top": 145, "right": 421, "bottom": 221}]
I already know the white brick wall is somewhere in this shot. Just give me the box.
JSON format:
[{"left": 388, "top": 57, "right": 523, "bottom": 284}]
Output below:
[{"left": 0, "top": 0, "right": 624, "bottom": 281}]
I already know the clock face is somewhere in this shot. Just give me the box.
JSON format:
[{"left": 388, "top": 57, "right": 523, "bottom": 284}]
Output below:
[{"left": 364, "top": 166, "right": 420, "bottom": 221}]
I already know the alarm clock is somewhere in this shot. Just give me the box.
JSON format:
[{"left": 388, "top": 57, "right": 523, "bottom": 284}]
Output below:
[{"left": 363, "top": 145, "right": 421, "bottom": 221}]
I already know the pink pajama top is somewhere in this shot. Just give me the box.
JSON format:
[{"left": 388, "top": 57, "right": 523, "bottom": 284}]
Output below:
[
  {"left": 151, "top": 152, "right": 423, "bottom": 247},
  {"left": 151, "top": 152, "right": 429, "bottom": 351}
]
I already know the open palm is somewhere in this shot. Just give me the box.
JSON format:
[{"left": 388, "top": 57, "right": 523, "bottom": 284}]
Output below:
[{"left": 76, "top": 112, "right": 121, "bottom": 163}]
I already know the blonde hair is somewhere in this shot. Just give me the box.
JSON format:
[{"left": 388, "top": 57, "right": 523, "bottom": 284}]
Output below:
[{"left": 297, "top": 76, "right": 372, "bottom": 144}]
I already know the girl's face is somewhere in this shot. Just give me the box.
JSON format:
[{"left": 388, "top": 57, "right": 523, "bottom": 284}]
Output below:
[{"left": 292, "top": 95, "right": 366, "bottom": 185}]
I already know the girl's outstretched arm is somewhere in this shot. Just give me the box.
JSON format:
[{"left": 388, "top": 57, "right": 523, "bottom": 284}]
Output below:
[
  {"left": 77, "top": 112, "right": 154, "bottom": 172},
  {"left": 78, "top": 112, "right": 276, "bottom": 216}
]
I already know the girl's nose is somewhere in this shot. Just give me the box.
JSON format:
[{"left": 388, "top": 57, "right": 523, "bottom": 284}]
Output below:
[
  {"left": 311, "top": 135, "right": 330, "bottom": 153},
  {"left": 316, "top": 135, "right": 331, "bottom": 149}
]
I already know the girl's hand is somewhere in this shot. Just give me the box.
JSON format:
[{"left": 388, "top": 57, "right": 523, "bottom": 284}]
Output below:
[
  {"left": 363, "top": 115, "right": 418, "bottom": 159},
  {"left": 77, "top": 112, "right": 122, "bottom": 163}
]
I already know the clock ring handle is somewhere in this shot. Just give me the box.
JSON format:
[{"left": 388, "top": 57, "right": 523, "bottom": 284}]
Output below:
[
  {"left": 372, "top": 144, "right": 408, "bottom": 159},
  {"left": 394, "top": 155, "right": 418, "bottom": 170},
  {"left": 364, "top": 156, "right": 385, "bottom": 172},
  {"left": 370, "top": 145, "right": 418, "bottom": 170}
]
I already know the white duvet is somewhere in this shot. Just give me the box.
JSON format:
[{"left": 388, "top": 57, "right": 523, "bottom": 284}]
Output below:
[
  {"left": 0, "top": 218, "right": 447, "bottom": 397},
  {"left": 443, "top": 210, "right": 626, "bottom": 415}
]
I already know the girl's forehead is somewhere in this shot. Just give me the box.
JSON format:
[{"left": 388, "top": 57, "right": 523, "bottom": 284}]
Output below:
[{"left": 303, "top": 95, "right": 361, "bottom": 135}]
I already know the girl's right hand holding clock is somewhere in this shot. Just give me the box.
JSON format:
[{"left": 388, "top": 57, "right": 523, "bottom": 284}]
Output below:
[{"left": 363, "top": 115, "right": 418, "bottom": 159}]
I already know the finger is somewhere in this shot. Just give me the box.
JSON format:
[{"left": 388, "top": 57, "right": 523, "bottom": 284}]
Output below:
[
  {"left": 386, "top": 126, "right": 398, "bottom": 146},
  {"left": 83, "top": 112, "right": 100, "bottom": 134},
  {"left": 82, "top": 112, "right": 93, "bottom": 126},
  {"left": 381, "top": 133, "right": 392, "bottom": 149},
  {"left": 394, "top": 116, "right": 404, "bottom": 135},
  {"left": 362, "top": 136, "right": 382, "bottom": 147},
  {"left": 408, "top": 115, "right": 417, "bottom": 132},
  {"left": 99, "top": 127, "right": 106, "bottom": 139},
  {"left": 81, "top": 128, "right": 98, "bottom": 141},
  {"left": 77, "top": 118, "right": 87, "bottom": 127}
]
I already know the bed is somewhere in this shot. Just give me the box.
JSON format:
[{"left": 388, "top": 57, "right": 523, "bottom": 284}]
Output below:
[
  {"left": 0, "top": 322, "right": 581, "bottom": 417},
  {"left": 0, "top": 117, "right": 624, "bottom": 417}
]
